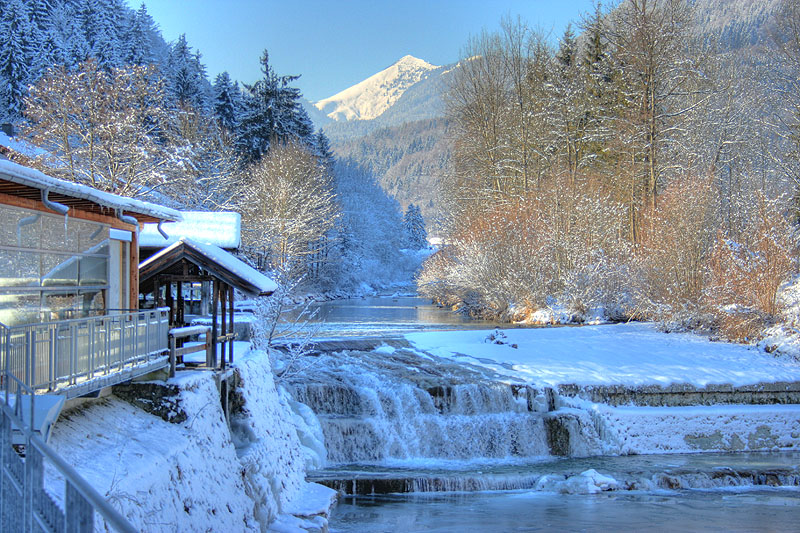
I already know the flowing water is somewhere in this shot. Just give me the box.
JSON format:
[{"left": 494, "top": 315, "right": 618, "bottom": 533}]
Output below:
[
  {"left": 278, "top": 296, "right": 800, "bottom": 532},
  {"left": 282, "top": 295, "right": 508, "bottom": 337}
]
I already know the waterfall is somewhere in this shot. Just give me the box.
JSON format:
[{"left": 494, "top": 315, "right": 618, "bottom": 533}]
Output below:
[{"left": 284, "top": 347, "right": 603, "bottom": 465}]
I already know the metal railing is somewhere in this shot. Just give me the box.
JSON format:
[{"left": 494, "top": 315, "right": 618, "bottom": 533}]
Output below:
[
  {"left": 0, "top": 371, "right": 137, "bottom": 532},
  {"left": 0, "top": 308, "right": 170, "bottom": 393}
]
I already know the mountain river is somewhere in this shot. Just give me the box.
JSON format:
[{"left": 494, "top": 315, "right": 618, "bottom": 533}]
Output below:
[{"left": 280, "top": 296, "right": 800, "bottom": 532}]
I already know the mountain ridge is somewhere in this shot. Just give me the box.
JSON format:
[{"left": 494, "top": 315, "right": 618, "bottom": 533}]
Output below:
[{"left": 314, "top": 55, "right": 439, "bottom": 122}]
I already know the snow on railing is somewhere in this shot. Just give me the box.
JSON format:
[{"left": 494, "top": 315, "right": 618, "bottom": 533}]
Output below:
[
  {"left": 0, "top": 308, "right": 170, "bottom": 394},
  {"left": 0, "top": 371, "right": 137, "bottom": 532}
]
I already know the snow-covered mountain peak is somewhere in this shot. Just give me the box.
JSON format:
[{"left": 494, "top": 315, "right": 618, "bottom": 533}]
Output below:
[{"left": 315, "top": 55, "right": 439, "bottom": 121}]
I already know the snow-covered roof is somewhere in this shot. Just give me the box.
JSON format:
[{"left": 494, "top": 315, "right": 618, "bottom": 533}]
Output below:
[
  {"left": 139, "top": 211, "right": 241, "bottom": 249},
  {"left": 139, "top": 238, "right": 277, "bottom": 296},
  {"left": 0, "top": 159, "right": 181, "bottom": 223}
]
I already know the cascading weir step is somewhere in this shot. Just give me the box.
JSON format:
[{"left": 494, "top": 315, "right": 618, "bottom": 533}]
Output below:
[
  {"left": 310, "top": 465, "right": 800, "bottom": 496},
  {"left": 557, "top": 381, "right": 800, "bottom": 407}
]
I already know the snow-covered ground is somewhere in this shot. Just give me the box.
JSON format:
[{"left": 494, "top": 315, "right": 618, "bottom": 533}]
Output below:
[
  {"left": 405, "top": 322, "right": 800, "bottom": 388},
  {"left": 403, "top": 323, "right": 800, "bottom": 456},
  {"left": 46, "top": 344, "right": 336, "bottom": 533}
]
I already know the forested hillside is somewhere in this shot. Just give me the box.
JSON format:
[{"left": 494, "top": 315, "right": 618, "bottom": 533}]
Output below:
[
  {"left": 0, "top": 0, "right": 418, "bottom": 292},
  {"left": 417, "top": 0, "right": 800, "bottom": 344}
]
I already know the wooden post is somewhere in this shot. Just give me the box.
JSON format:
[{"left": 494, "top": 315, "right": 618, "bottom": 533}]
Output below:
[
  {"left": 211, "top": 281, "right": 218, "bottom": 369},
  {"left": 165, "top": 281, "right": 174, "bottom": 327},
  {"left": 176, "top": 282, "right": 184, "bottom": 327},
  {"left": 220, "top": 284, "right": 227, "bottom": 369},
  {"left": 129, "top": 225, "right": 140, "bottom": 310},
  {"left": 205, "top": 326, "right": 213, "bottom": 367},
  {"left": 168, "top": 333, "right": 176, "bottom": 378},
  {"left": 228, "top": 285, "right": 235, "bottom": 365}
]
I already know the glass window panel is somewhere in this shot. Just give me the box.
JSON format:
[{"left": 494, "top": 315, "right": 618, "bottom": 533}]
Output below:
[
  {"left": 41, "top": 253, "right": 78, "bottom": 287},
  {"left": 0, "top": 293, "right": 40, "bottom": 326},
  {"left": 79, "top": 289, "right": 105, "bottom": 316},
  {"left": 0, "top": 205, "right": 21, "bottom": 245},
  {"left": 12, "top": 211, "right": 42, "bottom": 249},
  {"left": 81, "top": 222, "right": 108, "bottom": 250},
  {"left": 41, "top": 214, "right": 77, "bottom": 252},
  {"left": 0, "top": 249, "right": 40, "bottom": 287},
  {"left": 42, "top": 291, "right": 78, "bottom": 321},
  {"left": 79, "top": 253, "right": 108, "bottom": 286}
]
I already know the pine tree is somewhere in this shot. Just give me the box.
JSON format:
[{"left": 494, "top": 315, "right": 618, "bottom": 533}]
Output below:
[
  {"left": 403, "top": 204, "right": 428, "bottom": 249},
  {"left": 213, "top": 71, "right": 242, "bottom": 132},
  {"left": 124, "top": 3, "right": 159, "bottom": 66},
  {"left": 0, "top": 0, "right": 36, "bottom": 120},
  {"left": 237, "top": 49, "right": 312, "bottom": 162},
  {"left": 49, "top": 1, "right": 90, "bottom": 69},
  {"left": 168, "top": 34, "right": 209, "bottom": 110},
  {"left": 81, "top": 0, "right": 125, "bottom": 69},
  {"left": 314, "top": 129, "right": 334, "bottom": 167}
]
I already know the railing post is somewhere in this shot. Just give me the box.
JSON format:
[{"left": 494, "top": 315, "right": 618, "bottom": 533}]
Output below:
[
  {"left": 88, "top": 320, "right": 95, "bottom": 381},
  {"left": 65, "top": 480, "right": 94, "bottom": 533},
  {"left": 25, "top": 441, "right": 43, "bottom": 532},
  {"left": 25, "top": 330, "right": 36, "bottom": 389},
  {"left": 48, "top": 327, "right": 56, "bottom": 392},
  {"left": 118, "top": 317, "right": 125, "bottom": 371},
  {"left": 0, "top": 405, "right": 8, "bottom": 527},
  {"left": 169, "top": 334, "right": 176, "bottom": 378},
  {"left": 104, "top": 319, "right": 111, "bottom": 374},
  {"left": 70, "top": 324, "right": 78, "bottom": 386},
  {"left": 205, "top": 327, "right": 213, "bottom": 368}
]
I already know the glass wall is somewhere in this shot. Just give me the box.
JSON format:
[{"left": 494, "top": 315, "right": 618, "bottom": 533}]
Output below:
[{"left": 0, "top": 204, "right": 110, "bottom": 325}]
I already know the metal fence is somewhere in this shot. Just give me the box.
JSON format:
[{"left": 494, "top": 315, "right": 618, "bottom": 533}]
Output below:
[
  {"left": 0, "top": 308, "right": 170, "bottom": 393},
  {"left": 0, "top": 372, "right": 137, "bottom": 532}
]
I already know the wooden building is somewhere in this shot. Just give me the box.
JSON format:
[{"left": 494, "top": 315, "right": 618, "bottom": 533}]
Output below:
[{"left": 138, "top": 238, "right": 276, "bottom": 368}]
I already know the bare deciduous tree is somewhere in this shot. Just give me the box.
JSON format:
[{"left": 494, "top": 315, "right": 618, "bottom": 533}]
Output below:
[{"left": 239, "top": 140, "right": 339, "bottom": 279}]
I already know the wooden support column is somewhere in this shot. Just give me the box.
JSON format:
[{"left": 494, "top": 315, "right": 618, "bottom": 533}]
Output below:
[
  {"left": 211, "top": 280, "right": 218, "bottom": 368},
  {"left": 129, "top": 224, "right": 140, "bottom": 309},
  {"left": 228, "top": 285, "right": 235, "bottom": 365},
  {"left": 220, "top": 283, "right": 227, "bottom": 369},
  {"left": 176, "top": 281, "right": 184, "bottom": 327},
  {"left": 165, "top": 280, "right": 174, "bottom": 326}
]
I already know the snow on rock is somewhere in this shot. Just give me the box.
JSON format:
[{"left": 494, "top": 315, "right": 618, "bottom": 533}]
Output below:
[
  {"left": 405, "top": 322, "right": 800, "bottom": 388},
  {"left": 760, "top": 274, "right": 800, "bottom": 359},
  {"left": 48, "top": 373, "right": 260, "bottom": 532},
  {"left": 233, "top": 349, "right": 335, "bottom": 530},
  {"left": 536, "top": 469, "right": 619, "bottom": 494},
  {"left": 373, "top": 343, "right": 397, "bottom": 355},
  {"left": 314, "top": 55, "right": 438, "bottom": 121}
]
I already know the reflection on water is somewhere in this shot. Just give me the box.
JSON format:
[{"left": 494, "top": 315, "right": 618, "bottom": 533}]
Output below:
[
  {"left": 281, "top": 296, "right": 510, "bottom": 337},
  {"left": 330, "top": 489, "right": 800, "bottom": 533}
]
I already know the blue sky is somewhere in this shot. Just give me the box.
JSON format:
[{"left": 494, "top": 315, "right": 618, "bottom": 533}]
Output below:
[{"left": 130, "top": 0, "right": 596, "bottom": 102}]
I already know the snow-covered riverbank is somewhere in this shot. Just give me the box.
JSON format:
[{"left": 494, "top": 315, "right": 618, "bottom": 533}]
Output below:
[{"left": 47, "top": 345, "right": 336, "bottom": 532}]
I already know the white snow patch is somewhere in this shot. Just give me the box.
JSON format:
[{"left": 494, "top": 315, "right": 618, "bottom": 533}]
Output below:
[
  {"left": 536, "top": 469, "right": 619, "bottom": 494},
  {"left": 405, "top": 323, "right": 800, "bottom": 388},
  {"left": 47, "top": 373, "right": 259, "bottom": 532},
  {"left": 140, "top": 211, "right": 241, "bottom": 249},
  {"left": 373, "top": 343, "right": 396, "bottom": 355}
]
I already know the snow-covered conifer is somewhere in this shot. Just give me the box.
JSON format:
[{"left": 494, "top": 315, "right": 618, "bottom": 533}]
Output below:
[
  {"left": 0, "top": 0, "right": 37, "bottom": 119},
  {"left": 213, "top": 71, "right": 242, "bottom": 132},
  {"left": 403, "top": 204, "right": 428, "bottom": 249}
]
